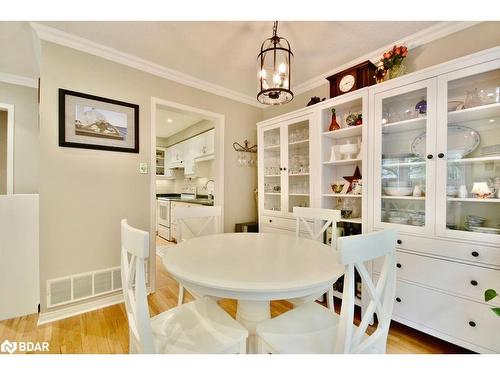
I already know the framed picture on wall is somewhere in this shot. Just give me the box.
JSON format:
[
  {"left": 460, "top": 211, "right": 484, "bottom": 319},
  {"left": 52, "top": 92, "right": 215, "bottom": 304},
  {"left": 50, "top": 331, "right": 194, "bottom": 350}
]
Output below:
[{"left": 59, "top": 89, "right": 139, "bottom": 153}]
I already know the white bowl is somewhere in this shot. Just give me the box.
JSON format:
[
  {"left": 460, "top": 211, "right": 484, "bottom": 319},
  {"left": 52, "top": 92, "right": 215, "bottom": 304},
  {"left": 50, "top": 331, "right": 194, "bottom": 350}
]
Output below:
[
  {"left": 384, "top": 187, "right": 413, "bottom": 196},
  {"left": 387, "top": 180, "right": 411, "bottom": 188}
]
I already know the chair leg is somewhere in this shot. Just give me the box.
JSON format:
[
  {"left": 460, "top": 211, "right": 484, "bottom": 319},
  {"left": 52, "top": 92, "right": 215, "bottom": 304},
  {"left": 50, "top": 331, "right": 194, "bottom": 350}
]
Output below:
[
  {"left": 327, "top": 286, "right": 334, "bottom": 312},
  {"left": 177, "top": 284, "right": 184, "bottom": 306}
]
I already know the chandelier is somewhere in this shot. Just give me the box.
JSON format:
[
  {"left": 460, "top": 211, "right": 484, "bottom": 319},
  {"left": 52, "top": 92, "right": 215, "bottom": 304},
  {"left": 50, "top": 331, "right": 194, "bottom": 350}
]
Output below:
[{"left": 257, "top": 21, "right": 293, "bottom": 105}]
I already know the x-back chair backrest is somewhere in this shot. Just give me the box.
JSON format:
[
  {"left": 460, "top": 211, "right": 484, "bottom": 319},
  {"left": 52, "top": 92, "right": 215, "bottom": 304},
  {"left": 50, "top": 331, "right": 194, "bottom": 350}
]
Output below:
[
  {"left": 293, "top": 207, "right": 341, "bottom": 248},
  {"left": 334, "top": 229, "right": 397, "bottom": 354},
  {"left": 175, "top": 206, "right": 222, "bottom": 242},
  {"left": 120, "top": 219, "right": 155, "bottom": 354}
]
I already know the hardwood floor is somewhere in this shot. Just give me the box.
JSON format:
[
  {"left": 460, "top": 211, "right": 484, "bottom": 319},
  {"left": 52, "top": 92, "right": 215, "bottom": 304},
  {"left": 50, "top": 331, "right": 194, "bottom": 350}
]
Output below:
[{"left": 0, "top": 237, "right": 472, "bottom": 354}]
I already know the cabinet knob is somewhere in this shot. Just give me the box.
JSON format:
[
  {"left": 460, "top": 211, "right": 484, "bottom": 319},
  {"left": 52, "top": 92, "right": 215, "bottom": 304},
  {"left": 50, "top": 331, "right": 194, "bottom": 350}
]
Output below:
[
  {"left": 471, "top": 251, "right": 479, "bottom": 257},
  {"left": 468, "top": 321, "right": 476, "bottom": 328},
  {"left": 438, "top": 153, "right": 445, "bottom": 158},
  {"left": 283, "top": 167, "right": 287, "bottom": 171},
  {"left": 470, "top": 280, "right": 478, "bottom": 286},
  {"left": 396, "top": 297, "right": 402, "bottom": 303},
  {"left": 396, "top": 263, "right": 402, "bottom": 268},
  {"left": 427, "top": 154, "right": 433, "bottom": 159},
  {"left": 269, "top": 219, "right": 273, "bottom": 223},
  {"left": 397, "top": 239, "right": 402, "bottom": 245}
]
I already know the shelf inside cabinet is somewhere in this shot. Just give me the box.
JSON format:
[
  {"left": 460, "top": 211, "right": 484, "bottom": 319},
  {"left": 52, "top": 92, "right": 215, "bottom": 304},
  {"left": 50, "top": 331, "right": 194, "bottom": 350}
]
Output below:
[
  {"left": 382, "top": 117, "right": 426, "bottom": 134},
  {"left": 264, "top": 174, "right": 281, "bottom": 178},
  {"left": 447, "top": 197, "right": 500, "bottom": 203},
  {"left": 382, "top": 195, "right": 425, "bottom": 200},
  {"left": 448, "top": 102, "right": 500, "bottom": 123},
  {"left": 288, "top": 139, "right": 309, "bottom": 146},
  {"left": 264, "top": 144, "right": 280, "bottom": 150},
  {"left": 289, "top": 193, "right": 309, "bottom": 197},
  {"left": 323, "top": 126, "right": 363, "bottom": 139},
  {"left": 264, "top": 192, "right": 281, "bottom": 196},
  {"left": 288, "top": 173, "right": 310, "bottom": 177},
  {"left": 323, "top": 193, "right": 362, "bottom": 198},
  {"left": 323, "top": 158, "right": 362, "bottom": 166},
  {"left": 447, "top": 155, "right": 500, "bottom": 163}
]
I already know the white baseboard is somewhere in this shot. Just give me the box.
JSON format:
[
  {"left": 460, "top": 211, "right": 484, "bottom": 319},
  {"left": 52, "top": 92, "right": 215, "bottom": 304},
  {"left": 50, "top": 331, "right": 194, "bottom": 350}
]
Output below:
[{"left": 37, "top": 293, "right": 123, "bottom": 326}]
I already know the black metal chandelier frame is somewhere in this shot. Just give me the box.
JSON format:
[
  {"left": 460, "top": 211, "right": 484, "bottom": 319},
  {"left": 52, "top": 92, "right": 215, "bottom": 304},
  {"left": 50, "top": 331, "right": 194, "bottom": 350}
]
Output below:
[{"left": 257, "top": 21, "right": 294, "bottom": 105}]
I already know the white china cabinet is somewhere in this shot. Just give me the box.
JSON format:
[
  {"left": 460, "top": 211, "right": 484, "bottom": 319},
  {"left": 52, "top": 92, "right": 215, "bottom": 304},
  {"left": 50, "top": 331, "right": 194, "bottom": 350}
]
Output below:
[
  {"left": 156, "top": 147, "right": 174, "bottom": 179},
  {"left": 371, "top": 57, "right": 500, "bottom": 353},
  {"left": 258, "top": 111, "right": 317, "bottom": 235},
  {"left": 258, "top": 47, "right": 500, "bottom": 353}
]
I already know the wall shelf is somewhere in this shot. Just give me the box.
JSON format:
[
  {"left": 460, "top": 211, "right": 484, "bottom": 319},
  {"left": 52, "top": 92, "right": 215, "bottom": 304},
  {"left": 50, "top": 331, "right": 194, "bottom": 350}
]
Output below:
[{"left": 322, "top": 126, "right": 363, "bottom": 139}]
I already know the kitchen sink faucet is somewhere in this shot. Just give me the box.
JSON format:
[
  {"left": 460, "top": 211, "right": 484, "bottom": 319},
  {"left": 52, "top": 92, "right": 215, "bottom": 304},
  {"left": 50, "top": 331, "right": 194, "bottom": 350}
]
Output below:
[{"left": 204, "top": 179, "right": 215, "bottom": 200}]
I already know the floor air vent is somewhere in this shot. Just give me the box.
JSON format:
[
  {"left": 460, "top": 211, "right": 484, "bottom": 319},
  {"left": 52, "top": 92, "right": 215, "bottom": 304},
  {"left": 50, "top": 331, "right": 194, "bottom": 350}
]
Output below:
[{"left": 47, "top": 266, "right": 122, "bottom": 308}]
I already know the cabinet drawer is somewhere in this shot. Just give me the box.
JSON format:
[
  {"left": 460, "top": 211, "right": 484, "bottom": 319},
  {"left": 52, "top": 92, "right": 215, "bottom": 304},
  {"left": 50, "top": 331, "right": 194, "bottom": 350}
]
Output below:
[
  {"left": 260, "top": 223, "right": 311, "bottom": 239},
  {"left": 394, "top": 234, "right": 500, "bottom": 266},
  {"left": 390, "top": 280, "right": 500, "bottom": 353},
  {"left": 158, "top": 225, "right": 169, "bottom": 240},
  {"left": 260, "top": 215, "right": 313, "bottom": 233},
  {"left": 374, "top": 251, "right": 500, "bottom": 302}
]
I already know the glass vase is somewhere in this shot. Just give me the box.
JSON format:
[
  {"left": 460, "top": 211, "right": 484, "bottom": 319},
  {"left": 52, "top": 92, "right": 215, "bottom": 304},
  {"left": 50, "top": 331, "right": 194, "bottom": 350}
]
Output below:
[{"left": 389, "top": 63, "right": 407, "bottom": 79}]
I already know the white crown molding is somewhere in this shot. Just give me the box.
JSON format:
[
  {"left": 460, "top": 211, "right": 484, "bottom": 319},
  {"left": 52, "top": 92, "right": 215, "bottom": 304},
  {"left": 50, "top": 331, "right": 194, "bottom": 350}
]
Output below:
[
  {"left": 293, "top": 21, "right": 482, "bottom": 95},
  {"left": 0, "top": 72, "right": 38, "bottom": 88},
  {"left": 30, "top": 22, "right": 265, "bottom": 109}
]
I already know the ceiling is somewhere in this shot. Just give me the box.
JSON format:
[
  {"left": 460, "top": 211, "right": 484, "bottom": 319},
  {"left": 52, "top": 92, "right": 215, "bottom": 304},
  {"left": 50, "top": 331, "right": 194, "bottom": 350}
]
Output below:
[
  {"left": 1, "top": 21, "right": 440, "bottom": 99},
  {"left": 156, "top": 107, "right": 206, "bottom": 138}
]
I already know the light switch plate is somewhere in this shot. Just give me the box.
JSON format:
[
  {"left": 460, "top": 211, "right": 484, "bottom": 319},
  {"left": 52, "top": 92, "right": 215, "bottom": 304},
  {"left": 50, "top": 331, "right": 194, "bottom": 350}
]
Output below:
[{"left": 139, "top": 163, "right": 148, "bottom": 174}]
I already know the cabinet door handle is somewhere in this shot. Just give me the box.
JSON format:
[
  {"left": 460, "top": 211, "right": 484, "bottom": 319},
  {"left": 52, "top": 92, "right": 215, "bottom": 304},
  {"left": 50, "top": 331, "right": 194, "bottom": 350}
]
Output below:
[
  {"left": 468, "top": 321, "right": 476, "bottom": 328},
  {"left": 396, "top": 297, "right": 402, "bottom": 303},
  {"left": 269, "top": 219, "right": 273, "bottom": 223},
  {"left": 427, "top": 154, "right": 433, "bottom": 159},
  {"left": 283, "top": 167, "right": 287, "bottom": 171},
  {"left": 470, "top": 280, "right": 478, "bottom": 286},
  {"left": 397, "top": 239, "right": 402, "bottom": 245},
  {"left": 438, "top": 153, "right": 445, "bottom": 158},
  {"left": 471, "top": 251, "right": 479, "bottom": 257},
  {"left": 396, "top": 263, "right": 402, "bottom": 268}
]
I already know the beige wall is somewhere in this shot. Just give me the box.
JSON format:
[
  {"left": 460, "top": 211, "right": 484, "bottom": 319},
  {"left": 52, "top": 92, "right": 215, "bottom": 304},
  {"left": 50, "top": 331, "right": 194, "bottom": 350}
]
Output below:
[
  {"left": 39, "top": 41, "right": 261, "bottom": 311},
  {"left": 0, "top": 82, "right": 39, "bottom": 193},
  {"left": 263, "top": 22, "right": 500, "bottom": 120},
  {"left": 0, "top": 110, "right": 7, "bottom": 194}
]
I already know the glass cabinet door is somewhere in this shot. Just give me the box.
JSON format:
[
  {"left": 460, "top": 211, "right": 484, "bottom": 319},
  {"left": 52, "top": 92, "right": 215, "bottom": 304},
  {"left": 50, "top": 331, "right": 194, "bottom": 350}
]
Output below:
[
  {"left": 287, "top": 119, "right": 311, "bottom": 213},
  {"left": 436, "top": 61, "right": 500, "bottom": 242},
  {"left": 262, "top": 126, "right": 282, "bottom": 213},
  {"left": 374, "top": 79, "right": 436, "bottom": 234}
]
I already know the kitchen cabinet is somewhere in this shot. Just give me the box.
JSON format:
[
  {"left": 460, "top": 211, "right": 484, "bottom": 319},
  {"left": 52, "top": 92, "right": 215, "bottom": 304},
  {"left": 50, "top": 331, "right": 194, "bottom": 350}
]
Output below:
[{"left": 156, "top": 147, "right": 174, "bottom": 179}]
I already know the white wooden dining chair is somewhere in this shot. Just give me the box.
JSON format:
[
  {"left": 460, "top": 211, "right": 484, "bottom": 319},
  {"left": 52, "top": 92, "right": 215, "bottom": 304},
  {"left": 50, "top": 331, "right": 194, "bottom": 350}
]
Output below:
[
  {"left": 255, "top": 229, "right": 397, "bottom": 354},
  {"left": 290, "top": 207, "right": 342, "bottom": 310},
  {"left": 175, "top": 205, "right": 222, "bottom": 305},
  {"left": 120, "top": 219, "right": 248, "bottom": 354}
]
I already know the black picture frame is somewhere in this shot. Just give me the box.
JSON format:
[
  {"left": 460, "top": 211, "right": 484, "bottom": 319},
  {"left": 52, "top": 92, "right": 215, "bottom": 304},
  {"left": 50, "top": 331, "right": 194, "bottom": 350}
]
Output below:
[{"left": 58, "top": 89, "right": 139, "bottom": 153}]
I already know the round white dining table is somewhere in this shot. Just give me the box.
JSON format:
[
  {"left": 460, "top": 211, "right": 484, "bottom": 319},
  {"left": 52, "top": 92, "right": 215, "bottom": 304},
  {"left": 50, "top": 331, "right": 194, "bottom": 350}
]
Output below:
[{"left": 162, "top": 232, "right": 345, "bottom": 353}]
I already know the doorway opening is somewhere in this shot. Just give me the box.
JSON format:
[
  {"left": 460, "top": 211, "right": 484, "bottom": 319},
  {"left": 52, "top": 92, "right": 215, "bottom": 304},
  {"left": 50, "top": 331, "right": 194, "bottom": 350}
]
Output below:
[{"left": 149, "top": 98, "right": 225, "bottom": 292}]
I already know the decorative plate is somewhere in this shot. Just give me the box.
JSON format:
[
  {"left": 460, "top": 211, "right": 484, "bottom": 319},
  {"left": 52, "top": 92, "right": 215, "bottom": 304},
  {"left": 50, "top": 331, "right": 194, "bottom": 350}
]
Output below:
[{"left": 411, "top": 125, "right": 480, "bottom": 159}]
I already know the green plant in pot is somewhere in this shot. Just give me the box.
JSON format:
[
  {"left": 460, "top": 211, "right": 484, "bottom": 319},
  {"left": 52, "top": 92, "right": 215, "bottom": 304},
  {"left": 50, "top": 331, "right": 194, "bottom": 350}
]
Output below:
[{"left": 485, "top": 289, "right": 500, "bottom": 316}]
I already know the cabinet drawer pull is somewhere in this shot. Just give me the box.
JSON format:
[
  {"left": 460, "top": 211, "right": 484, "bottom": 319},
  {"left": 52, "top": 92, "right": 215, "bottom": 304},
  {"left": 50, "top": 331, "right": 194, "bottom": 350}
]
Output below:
[
  {"left": 470, "top": 280, "right": 478, "bottom": 286},
  {"left": 471, "top": 251, "right": 479, "bottom": 257},
  {"left": 468, "top": 321, "right": 476, "bottom": 328},
  {"left": 397, "top": 239, "right": 402, "bottom": 245},
  {"left": 396, "top": 297, "right": 402, "bottom": 303},
  {"left": 396, "top": 263, "right": 402, "bottom": 269}
]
